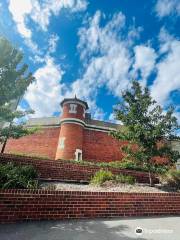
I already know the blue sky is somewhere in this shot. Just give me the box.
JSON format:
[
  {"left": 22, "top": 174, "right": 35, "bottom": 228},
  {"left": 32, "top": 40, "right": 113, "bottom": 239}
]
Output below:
[{"left": 0, "top": 0, "right": 180, "bottom": 123}]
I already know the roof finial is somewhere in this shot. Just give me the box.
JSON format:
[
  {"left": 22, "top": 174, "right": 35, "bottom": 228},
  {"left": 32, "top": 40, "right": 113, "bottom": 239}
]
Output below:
[{"left": 75, "top": 94, "right": 77, "bottom": 99}]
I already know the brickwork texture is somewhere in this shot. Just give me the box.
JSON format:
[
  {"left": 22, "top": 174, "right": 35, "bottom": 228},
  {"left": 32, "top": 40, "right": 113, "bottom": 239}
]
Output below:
[
  {"left": 0, "top": 189, "right": 180, "bottom": 223},
  {"left": 5, "top": 127, "right": 60, "bottom": 159}
]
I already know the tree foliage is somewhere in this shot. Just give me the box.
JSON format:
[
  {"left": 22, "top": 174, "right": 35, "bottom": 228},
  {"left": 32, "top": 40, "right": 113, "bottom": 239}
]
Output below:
[
  {"left": 111, "top": 81, "right": 180, "bottom": 185},
  {"left": 0, "top": 37, "right": 37, "bottom": 150}
]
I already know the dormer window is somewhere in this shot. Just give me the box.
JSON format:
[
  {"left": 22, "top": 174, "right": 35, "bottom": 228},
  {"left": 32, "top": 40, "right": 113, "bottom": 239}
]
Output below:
[{"left": 69, "top": 104, "right": 77, "bottom": 113}]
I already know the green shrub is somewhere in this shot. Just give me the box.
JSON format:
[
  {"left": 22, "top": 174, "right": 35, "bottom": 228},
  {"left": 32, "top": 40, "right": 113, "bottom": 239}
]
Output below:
[
  {"left": 159, "top": 169, "right": 180, "bottom": 190},
  {"left": 90, "top": 169, "right": 135, "bottom": 186},
  {"left": 150, "top": 164, "right": 169, "bottom": 174},
  {"left": 58, "top": 158, "right": 169, "bottom": 174},
  {"left": 90, "top": 169, "right": 114, "bottom": 185},
  {"left": 109, "top": 160, "right": 142, "bottom": 170},
  {"left": 0, "top": 162, "right": 38, "bottom": 189},
  {"left": 115, "top": 174, "right": 135, "bottom": 184}
]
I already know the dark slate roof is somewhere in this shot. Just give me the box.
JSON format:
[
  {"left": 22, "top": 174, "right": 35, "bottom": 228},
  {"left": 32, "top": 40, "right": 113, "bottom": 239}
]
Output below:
[
  {"left": 60, "top": 97, "right": 89, "bottom": 110},
  {"left": 85, "top": 118, "right": 120, "bottom": 129},
  {"left": 26, "top": 117, "right": 60, "bottom": 126}
]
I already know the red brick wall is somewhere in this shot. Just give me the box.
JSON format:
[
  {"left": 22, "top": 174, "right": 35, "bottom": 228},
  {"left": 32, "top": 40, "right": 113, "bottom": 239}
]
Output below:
[
  {"left": 3, "top": 125, "right": 126, "bottom": 162},
  {"left": 0, "top": 189, "right": 179, "bottom": 223},
  {"left": 0, "top": 154, "right": 158, "bottom": 184},
  {"left": 83, "top": 129, "right": 126, "bottom": 162},
  {"left": 2, "top": 126, "right": 166, "bottom": 164},
  {"left": 4, "top": 127, "right": 60, "bottom": 159}
]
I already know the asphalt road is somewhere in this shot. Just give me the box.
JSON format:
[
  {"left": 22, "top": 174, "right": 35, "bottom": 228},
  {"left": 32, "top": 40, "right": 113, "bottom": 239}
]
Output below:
[{"left": 0, "top": 216, "right": 179, "bottom": 240}]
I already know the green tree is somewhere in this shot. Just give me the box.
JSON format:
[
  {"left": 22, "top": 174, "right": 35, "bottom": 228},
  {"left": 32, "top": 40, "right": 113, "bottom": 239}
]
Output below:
[
  {"left": 0, "top": 37, "right": 37, "bottom": 153},
  {"left": 111, "top": 81, "right": 180, "bottom": 185}
]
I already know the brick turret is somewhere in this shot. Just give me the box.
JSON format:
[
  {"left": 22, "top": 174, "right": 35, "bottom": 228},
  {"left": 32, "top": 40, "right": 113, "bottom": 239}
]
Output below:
[{"left": 55, "top": 96, "right": 88, "bottom": 160}]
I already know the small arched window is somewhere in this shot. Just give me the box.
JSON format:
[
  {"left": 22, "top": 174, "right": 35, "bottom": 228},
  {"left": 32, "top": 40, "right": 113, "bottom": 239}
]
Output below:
[{"left": 75, "top": 149, "right": 82, "bottom": 161}]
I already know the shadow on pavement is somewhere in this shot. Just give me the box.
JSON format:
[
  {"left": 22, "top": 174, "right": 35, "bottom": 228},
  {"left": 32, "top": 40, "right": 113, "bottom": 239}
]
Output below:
[{"left": 0, "top": 219, "right": 148, "bottom": 240}]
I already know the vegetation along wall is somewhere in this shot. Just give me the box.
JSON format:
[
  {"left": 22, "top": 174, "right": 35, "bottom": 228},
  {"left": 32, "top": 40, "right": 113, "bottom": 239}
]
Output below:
[{"left": 0, "top": 154, "right": 159, "bottom": 184}]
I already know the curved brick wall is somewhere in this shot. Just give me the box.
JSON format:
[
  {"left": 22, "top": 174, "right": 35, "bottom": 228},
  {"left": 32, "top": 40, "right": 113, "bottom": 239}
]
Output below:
[
  {"left": 56, "top": 123, "right": 84, "bottom": 160},
  {"left": 0, "top": 154, "right": 159, "bottom": 184},
  {"left": 0, "top": 189, "right": 180, "bottom": 223},
  {"left": 61, "top": 103, "right": 85, "bottom": 121},
  {"left": 55, "top": 99, "right": 86, "bottom": 160}
]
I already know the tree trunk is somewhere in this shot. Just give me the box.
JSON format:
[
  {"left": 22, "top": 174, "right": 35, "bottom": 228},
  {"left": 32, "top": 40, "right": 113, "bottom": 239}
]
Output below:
[
  {"left": 148, "top": 170, "right": 153, "bottom": 186},
  {"left": 1, "top": 138, "right": 7, "bottom": 153}
]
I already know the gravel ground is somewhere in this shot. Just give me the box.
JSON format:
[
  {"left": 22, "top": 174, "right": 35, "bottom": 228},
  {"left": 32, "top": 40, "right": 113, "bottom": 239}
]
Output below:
[{"left": 40, "top": 181, "right": 169, "bottom": 193}]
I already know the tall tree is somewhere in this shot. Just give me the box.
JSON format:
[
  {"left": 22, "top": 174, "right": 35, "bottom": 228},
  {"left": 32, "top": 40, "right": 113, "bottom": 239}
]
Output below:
[
  {"left": 111, "top": 81, "right": 180, "bottom": 185},
  {"left": 0, "top": 37, "right": 36, "bottom": 153}
]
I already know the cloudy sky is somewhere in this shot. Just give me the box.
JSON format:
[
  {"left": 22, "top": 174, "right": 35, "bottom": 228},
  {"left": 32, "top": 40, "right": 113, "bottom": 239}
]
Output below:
[{"left": 0, "top": 0, "right": 180, "bottom": 123}]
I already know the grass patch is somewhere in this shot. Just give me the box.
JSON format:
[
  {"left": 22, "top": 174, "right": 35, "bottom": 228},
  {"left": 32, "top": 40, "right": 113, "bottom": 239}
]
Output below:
[{"left": 90, "top": 170, "right": 114, "bottom": 185}]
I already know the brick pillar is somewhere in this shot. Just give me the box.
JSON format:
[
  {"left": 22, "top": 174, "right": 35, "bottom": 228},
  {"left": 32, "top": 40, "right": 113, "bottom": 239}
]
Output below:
[{"left": 55, "top": 97, "right": 88, "bottom": 160}]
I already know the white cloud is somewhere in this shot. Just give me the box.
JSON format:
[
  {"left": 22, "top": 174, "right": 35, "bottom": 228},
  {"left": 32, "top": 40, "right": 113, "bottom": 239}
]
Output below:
[
  {"left": 31, "top": 0, "right": 88, "bottom": 31},
  {"left": 9, "top": 0, "right": 32, "bottom": 38},
  {"left": 47, "top": 11, "right": 139, "bottom": 120},
  {"left": 71, "top": 0, "right": 88, "bottom": 12},
  {"left": 29, "top": 34, "right": 59, "bottom": 63},
  {"left": 78, "top": 11, "right": 126, "bottom": 61},
  {"left": 151, "top": 30, "right": 180, "bottom": 105},
  {"left": 48, "top": 34, "right": 59, "bottom": 54},
  {"left": 24, "top": 38, "right": 41, "bottom": 54},
  {"left": 22, "top": 11, "right": 180, "bottom": 123},
  {"left": 29, "top": 55, "right": 45, "bottom": 64},
  {"left": 24, "top": 57, "right": 65, "bottom": 117},
  {"left": 155, "top": 0, "right": 180, "bottom": 18},
  {"left": 158, "top": 28, "right": 175, "bottom": 54},
  {"left": 8, "top": 0, "right": 88, "bottom": 61},
  {"left": 64, "top": 11, "right": 142, "bottom": 119},
  {"left": 75, "top": 12, "right": 180, "bottom": 121},
  {"left": 76, "top": 11, "right": 141, "bottom": 99},
  {"left": 9, "top": 0, "right": 88, "bottom": 38},
  {"left": 133, "top": 45, "right": 157, "bottom": 86},
  {"left": 174, "top": 112, "right": 180, "bottom": 130}
]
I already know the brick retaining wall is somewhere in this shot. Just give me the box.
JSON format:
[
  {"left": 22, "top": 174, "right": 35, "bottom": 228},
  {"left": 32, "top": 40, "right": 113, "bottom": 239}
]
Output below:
[
  {"left": 0, "top": 189, "right": 180, "bottom": 223},
  {"left": 0, "top": 154, "right": 158, "bottom": 184}
]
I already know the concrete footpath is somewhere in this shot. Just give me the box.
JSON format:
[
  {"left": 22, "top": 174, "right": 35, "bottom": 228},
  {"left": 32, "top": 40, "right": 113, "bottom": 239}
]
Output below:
[{"left": 0, "top": 216, "right": 179, "bottom": 240}]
